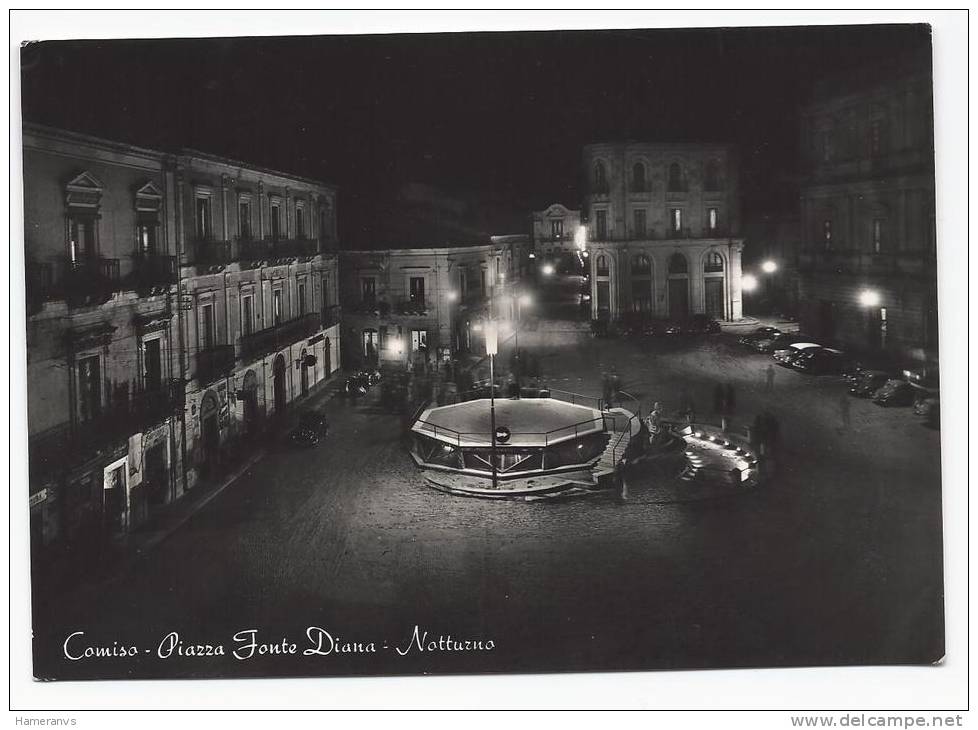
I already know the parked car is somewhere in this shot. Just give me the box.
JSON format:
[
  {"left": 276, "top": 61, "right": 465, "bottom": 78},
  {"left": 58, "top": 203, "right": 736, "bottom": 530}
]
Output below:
[
  {"left": 682, "top": 314, "right": 722, "bottom": 334},
  {"left": 297, "top": 410, "right": 330, "bottom": 437},
  {"left": 748, "top": 332, "right": 814, "bottom": 353},
  {"left": 872, "top": 379, "right": 916, "bottom": 407},
  {"left": 773, "top": 342, "right": 821, "bottom": 367},
  {"left": 791, "top": 347, "right": 856, "bottom": 375},
  {"left": 739, "top": 326, "right": 781, "bottom": 347},
  {"left": 849, "top": 370, "right": 891, "bottom": 397}
]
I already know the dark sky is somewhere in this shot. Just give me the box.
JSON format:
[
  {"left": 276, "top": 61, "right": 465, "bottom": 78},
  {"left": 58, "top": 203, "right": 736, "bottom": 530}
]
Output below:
[{"left": 20, "top": 23, "right": 931, "bottom": 242}]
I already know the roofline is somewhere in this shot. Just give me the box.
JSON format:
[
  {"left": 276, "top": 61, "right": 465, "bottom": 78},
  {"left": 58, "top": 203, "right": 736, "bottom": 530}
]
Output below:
[
  {"left": 339, "top": 243, "right": 505, "bottom": 256},
  {"left": 22, "top": 122, "right": 167, "bottom": 162},
  {"left": 176, "top": 148, "right": 337, "bottom": 191}
]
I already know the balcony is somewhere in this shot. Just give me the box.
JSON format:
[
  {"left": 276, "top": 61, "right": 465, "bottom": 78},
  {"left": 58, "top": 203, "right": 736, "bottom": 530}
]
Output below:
[
  {"left": 321, "top": 303, "right": 342, "bottom": 328},
  {"left": 239, "top": 313, "right": 321, "bottom": 362},
  {"left": 64, "top": 257, "right": 122, "bottom": 308},
  {"left": 196, "top": 238, "right": 232, "bottom": 266},
  {"left": 131, "top": 254, "right": 177, "bottom": 293},
  {"left": 197, "top": 345, "right": 236, "bottom": 385},
  {"left": 394, "top": 297, "right": 432, "bottom": 316},
  {"left": 26, "top": 262, "right": 54, "bottom": 314},
  {"left": 238, "top": 237, "right": 320, "bottom": 261}
]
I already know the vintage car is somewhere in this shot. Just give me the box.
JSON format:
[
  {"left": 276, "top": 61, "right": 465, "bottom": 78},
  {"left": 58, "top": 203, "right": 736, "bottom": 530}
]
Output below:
[
  {"left": 773, "top": 342, "right": 821, "bottom": 367},
  {"left": 791, "top": 347, "right": 857, "bottom": 375},
  {"left": 849, "top": 370, "right": 892, "bottom": 397},
  {"left": 871, "top": 379, "right": 916, "bottom": 407}
]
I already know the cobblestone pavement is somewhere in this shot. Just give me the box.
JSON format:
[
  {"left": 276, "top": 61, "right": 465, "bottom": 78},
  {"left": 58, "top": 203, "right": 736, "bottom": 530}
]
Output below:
[{"left": 33, "top": 274, "right": 944, "bottom": 680}]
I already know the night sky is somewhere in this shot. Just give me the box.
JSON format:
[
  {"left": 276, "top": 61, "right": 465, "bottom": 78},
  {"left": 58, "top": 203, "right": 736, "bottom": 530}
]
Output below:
[{"left": 20, "top": 23, "right": 931, "bottom": 243}]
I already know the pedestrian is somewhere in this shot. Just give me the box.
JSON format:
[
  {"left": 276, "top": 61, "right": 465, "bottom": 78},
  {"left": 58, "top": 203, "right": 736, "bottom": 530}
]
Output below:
[
  {"left": 679, "top": 386, "right": 696, "bottom": 424},
  {"left": 765, "top": 364, "right": 776, "bottom": 392},
  {"left": 602, "top": 373, "right": 613, "bottom": 410},
  {"left": 839, "top": 392, "right": 851, "bottom": 430}
]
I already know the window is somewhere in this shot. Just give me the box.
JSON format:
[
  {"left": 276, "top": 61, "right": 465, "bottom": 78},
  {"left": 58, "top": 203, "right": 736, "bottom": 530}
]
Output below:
[
  {"left": 77, "top": 355, "right": 101, "bottom": 423},
  {"left": 596, "top": 255, "right": 609, "bottom": 277},
  {"left": 632, "top": 162, "right": 646, "bottom": 192},
  {"left": 631, "top": 279, "right": 652, "bottom": 312},
  {"left": 270, "top": 203, "right": 281, "bottom": 240},
  {"left": 200, "top": 303, "right": 216, "bottom": 348},
  {"left": 872, "top": 219, "right": 884, "bottom": 254},
  {"left": 295, "top": 206, "right": 305, "bottom": 239},
  {"left": 632, "top": 254, "right": 651, "bottom": 275},
  {"left": 361, "top": 277, "right": 376, "bottom": 305},
  {"left": 667, "top": 163, "right": 684, "bottom": 192},
  {"left": 297, "top": 281, "right": 307, "bottom": 316},
  {"left": 594, "top": 161, "right": 608, "bottom": 192},
  {"left": 551, "top": 219, "right": 564, "bottom": 240},
  {"left": 239, "top": 201, "right": 252, "bottom": 239},
  {"left": 273, "top": 290, "right": 283, "bottom": 325},
  {"left": 241, "top": 294, "right": 255, "bottom": 336},
  {"left": 362, "top": 329, "right": 379, "bottom": 357},
  {"left": 670, "top": 208, "right": 683, "bottom": 233},
  {"left": 823, "top": 220, "right": 833, "bottom": 249},
  {"left": 595, "top": 210, "right": 608, "bottom": 240},
  {"left": 704, "top": 160, "right": 721, "bottom": 191},
  {"left": 704, "top": 252, "right": 724, "bottom": 273},
  {"left": 196, "top": 197, "right": 211, "bottom": 240},
  {"left": 68, "top": 215, "right": 96, "bottom": 264},
  {"left": 480, "top": 269, "right": 487, "bottom": 295},
  {"left": 409, "top": 277, "right": 425, "bottom": 304},
  {"left": 870, "top": 119, "right": 884, "bottom": 157},
  {"left": 143, "top": 337, "right": 162, "bottom": 392},
  {"left": 708, "top": 208, "right": 719, "bottom": 233},
  {"left": 668, "top": 253, "right": 688, "bottom": 274},
  {"left": 411, "top": 329, "right": 428, "bottom": 352},
  {"left": 459, "top": 269, "right": 467, "bottom": 299},
  {"left": 633, "top": 209, "right": 647, "bottom": 238},
  {"left": 136, "top": 214, "right": 158, "bottom": 255}
]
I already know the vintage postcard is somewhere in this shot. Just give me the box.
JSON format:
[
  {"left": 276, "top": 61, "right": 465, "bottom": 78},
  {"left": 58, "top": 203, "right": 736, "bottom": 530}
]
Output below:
[{"left": 18, "top": 20, "right": 944, "bottom": 683}]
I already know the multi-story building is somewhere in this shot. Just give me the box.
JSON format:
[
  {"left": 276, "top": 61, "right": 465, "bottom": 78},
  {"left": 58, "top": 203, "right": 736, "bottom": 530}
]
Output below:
[
  {"left": 582, "top": 142, "right": 745, "bottom": 322},
  {"left": 531, "top": 203, "right": 582, "bottom": 259},
  {"left": 798, "top": 53, "right": 937, "bottom": 372},
  {"left": 174, "top": 151, "right": 341, "bottom": 490},
  {"left": 24, "top": 125, "right": 182, "bottom": 549},
  {"left": 23, "top": 125, "right": 342, "bottom": 552},
  {"left": 339, "top": 240, "right": 520, "bottom": 369}
]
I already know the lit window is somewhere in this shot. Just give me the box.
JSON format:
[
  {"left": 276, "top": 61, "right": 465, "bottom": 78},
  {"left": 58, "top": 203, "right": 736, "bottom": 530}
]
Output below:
[
  {"left": 196, "top": 197, "right": 211, "bottom": 241},
  {"left": 704, "top": 252, "right": 724, "bottom": 273},
  {"left": 670, "top": 208, "right": 683, "bottom": 233},
  {"left": 631, "top": 254, "right": 651, "bottom": 275},
  {"left": 708, "top": 208, "right": 719, "bottom": 232},
  {"left": 551, "top": 220, "right": 563, "bottom": 239},
  {"left": 596, "top": 255, "right": 609, "bottom": 277},
  {"left": 823, "top": 220, "right": 833, "bottom": 249},
  {"left": 872, "top": 219, "right": 884, "bottom": 254}
]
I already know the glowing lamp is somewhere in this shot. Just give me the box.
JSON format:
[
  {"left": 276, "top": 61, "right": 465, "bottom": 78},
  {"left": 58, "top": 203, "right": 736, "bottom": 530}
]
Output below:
[
  {"left": 859, "top": 289, "right": 881, "bottom": 307},
  {"left": 542, "top": 264, "right": 555, "bottom": 276},
  {"left": 742, "top": 274, "right": 759, "bottom": 292},
  {"left": 446, "top": 290, "right": 458, "bottom": 302},
  {"left": 519, "top": 294, "right": 532, "bottom": 307},
  {"left": 761, "top": 260, "right": 778, "bottom": 274},
  {"left": 485, "top": 322, "right": 498, "bottom": 356}
]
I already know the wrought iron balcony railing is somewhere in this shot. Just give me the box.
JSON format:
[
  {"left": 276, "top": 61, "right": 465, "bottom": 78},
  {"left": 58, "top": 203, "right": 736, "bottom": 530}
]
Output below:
[
  {"left": 321, "top": 303, "right": 342, "bottom": 328},
  {"left": 63, "top": 257, "right": 122, "bottom": 308},
  {"left": 239, "top": 313, "right": 320, "bottom": 362},
  {"left": 132, "top": 254, "right": 178, "bottom": 292},
  {"left": 196, "top": 344, "right": 236, "bottom": 385}
]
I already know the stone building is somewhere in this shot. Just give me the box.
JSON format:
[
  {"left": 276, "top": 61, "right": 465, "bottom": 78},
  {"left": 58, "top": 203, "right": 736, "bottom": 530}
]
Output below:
[
  {"left": 24, "top": 125, "right": 182, "bottom": 550},
  {"left": 339, "top": 240, "right": 522, "bottom": 369},
  {"left": 582, "top": 142, "right": 745, "bottom": 322},
  {"left": 798, "top": 53, "right": 937, "bottom": 372},
  {"left": 532, "top": 203, "right": 582, "bottom": 259},
  {"left": 23, "top": 125, "right": 342, "bottom": 553},
  {"left": 173, "top": 151, "right": 341, "bottom": 491}
]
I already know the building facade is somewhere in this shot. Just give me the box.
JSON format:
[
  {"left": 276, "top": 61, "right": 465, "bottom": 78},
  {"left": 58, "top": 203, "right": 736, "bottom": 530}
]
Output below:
[
  {"left": 25, "top": 126, "right": 182, "bottom": 550},
  {"left": 532, "top": 203, "right": 582, "bottom": 258},
  {"left": 798, "top": 56, "right": 937, "bottom": 371},
  {"left": 582, "top": 142, "right": 745, "bottom": 322},
  {"left": 339, "top": 241, "right": 522, "bottom": 369},
  {"left": 24, "top": 125, "right": 342, "bottom": 552},
  {"left": 174, "top": 151, "right": 341, "bottom": 491}
]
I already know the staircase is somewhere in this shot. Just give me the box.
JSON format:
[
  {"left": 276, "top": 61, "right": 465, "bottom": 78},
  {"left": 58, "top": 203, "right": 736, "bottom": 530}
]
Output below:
[{"left": 591, "top": 407, "right": 639, "bottom": 483}]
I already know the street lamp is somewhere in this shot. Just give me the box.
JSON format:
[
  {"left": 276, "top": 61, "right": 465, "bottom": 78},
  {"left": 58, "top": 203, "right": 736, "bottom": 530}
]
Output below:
[
  {"left": 541, "top": 263, "right": 555, "bottom": 276},
  {"left": 859, "top": 289, "right": 881, "bottom": 307},
  {"left": 761, "top": 260, "right": 778, "bottom": 274},
  {"left": 485, "top": 318, "right": 499, "bottom": 490},
  {"left": 742, "top": 274, "right": 759, "bottom": 293}
]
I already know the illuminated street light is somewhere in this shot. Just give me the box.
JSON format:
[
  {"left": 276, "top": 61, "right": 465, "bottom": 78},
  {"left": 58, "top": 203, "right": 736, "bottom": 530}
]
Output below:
[
  {"left": 742, "top": 274, "right": 759, "bottom": 292},
  {"left": 519, "top": 293, "right": 532, "bottom": 307},
  {"left": 761, "top": 260, "right": 778, "bottom": 274},
  {"left": 859, "top": 289, "right": 881, "bottom": 307},
  {"left": 446, "top": 290, "right": 458, "bottom": 302},
  {"left": 528, "top": 252, "right": 536, "bottom": 259},
  {"left": 541, "top": 263, "right": 555, "bottom": 276},
  {"left": 574, "top": 225, "right": 587, "bottom": 251}
]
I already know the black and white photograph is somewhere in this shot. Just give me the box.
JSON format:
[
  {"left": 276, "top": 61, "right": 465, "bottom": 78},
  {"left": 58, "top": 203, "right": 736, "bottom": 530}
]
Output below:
[{"left": 10, "top": 10, "right": 967, "bottom": 710}]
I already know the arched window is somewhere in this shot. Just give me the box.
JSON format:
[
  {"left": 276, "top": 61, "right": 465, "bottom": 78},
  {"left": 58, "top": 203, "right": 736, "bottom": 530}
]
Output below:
[
  {"left": 631, "top": 254, "right": 651, "bottom": 275},
  {"left": 667, "top": 162, "right": 684, "bottom": 192},
  {"left": 596, "top": 254, "right": 609, "bottom": 277},
  {"left": 704, "top": 159, "right": 721, "bottom": 191},
  {"left": 704, "top": 252, "right": 724, "bottom": 273},
  {"left": 632, "top": 162, "right": 646, "bottom": 192},
  {"left": 668, "top": 253, "right": 688, "bottom": 274},
  {"left": 594, "top": 161, "right": 608, "bottom": 192}
]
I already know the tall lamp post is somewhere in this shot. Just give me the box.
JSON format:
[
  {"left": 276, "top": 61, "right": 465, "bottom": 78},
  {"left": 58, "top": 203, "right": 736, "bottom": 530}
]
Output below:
[{"left": 485, "top": 316, "right": 499, "bottom": 490}]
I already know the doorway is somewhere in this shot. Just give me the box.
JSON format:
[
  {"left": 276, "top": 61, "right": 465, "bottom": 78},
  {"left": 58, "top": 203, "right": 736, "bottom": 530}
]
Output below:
[
  {"left": 273, "top": 355, "right": 287, "bottom": 415},
  {"left": 668, "top": 278, "right": 690, "bottom": 318},
  {"left": 145, "top": 442, "right": 167, "bottom": 508},
  {"left": 300, "top": 349, "right": 309, "bottom": 397},
  {"left": 704, "top": 278, "right": 724, "bottom": 319},
  {"left": 200, "top": 391, "right": 220, "bottom": 477}
]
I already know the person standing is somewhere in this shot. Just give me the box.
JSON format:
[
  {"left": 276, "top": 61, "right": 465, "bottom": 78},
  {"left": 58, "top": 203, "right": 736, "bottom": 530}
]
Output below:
[{"left": 765, "top": 364, "right": 776, "bottom": 392}]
